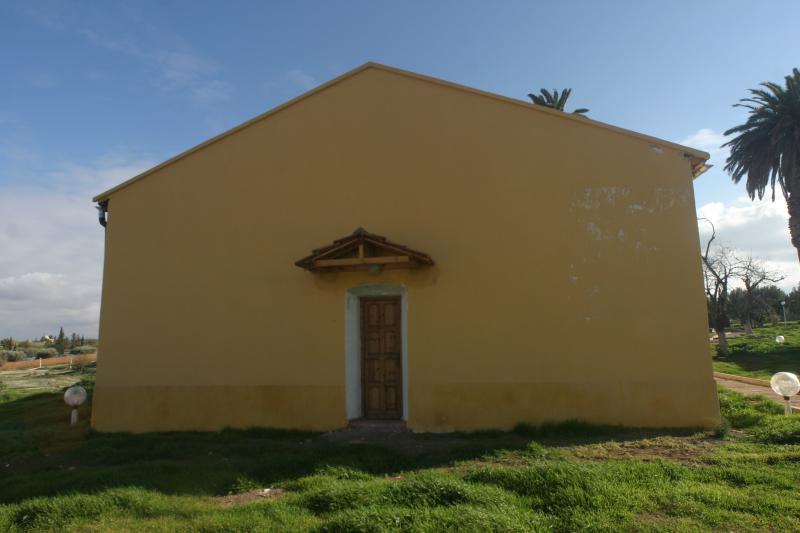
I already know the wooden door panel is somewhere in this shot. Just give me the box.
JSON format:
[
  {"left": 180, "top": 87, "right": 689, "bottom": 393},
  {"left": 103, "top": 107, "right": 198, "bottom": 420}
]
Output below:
[
  {"left": 385, "top": 385, "right": 398, "bottom": 410},
  {"left": 366, "top": 385, "right": 382, "bottom": 412},
  {"left": 361, "top": 297, "right": 402, "bottom": 419},
  {"left": 384, "top": 330, "right": 398, "bottom": 353},
  {"left": 366, "top": 302, "right": 381, "bottom": 326},
  {"left": 383, "top": 358, "right": 399, "bottom": 383},
  {"left": 365, "top": 358, "right": 381, "bottom": 381},
  {"left": 382, "top": 302, "right": 396, "bottom": 325},
  {"left": 366, "top": 332, "right": 382, "bottom": 355}
]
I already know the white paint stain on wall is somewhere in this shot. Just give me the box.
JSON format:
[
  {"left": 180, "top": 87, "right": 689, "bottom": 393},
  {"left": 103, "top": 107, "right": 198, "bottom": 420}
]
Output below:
[
  {"left": 572, "top": 186, "right": 632, "bottom": 210},
  {"left": 572, "top": 186, "right": 689, "bottom": 215},
  {"left": 586, "top": 222, "right": 604, "bottom": 240},
  {"left": 572, "top": 185, "right": 688, "bottom": 251}
]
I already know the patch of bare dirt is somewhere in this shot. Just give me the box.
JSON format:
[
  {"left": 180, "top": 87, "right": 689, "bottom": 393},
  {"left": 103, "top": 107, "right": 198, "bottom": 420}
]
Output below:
[
  {"left": 567, "top": 435, "right": 719, "bottom": 464},
  {"left": 317, "top": 423, "right": 722, "bottom": 465},
  {"left": 215, "top": 488, "right": 285, "bottom": 506}
]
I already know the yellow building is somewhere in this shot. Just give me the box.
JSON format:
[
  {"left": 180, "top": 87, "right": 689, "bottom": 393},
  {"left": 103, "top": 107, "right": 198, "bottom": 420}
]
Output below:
[{"left": 91, "top": 63, "right": 719, "bottom": 433}]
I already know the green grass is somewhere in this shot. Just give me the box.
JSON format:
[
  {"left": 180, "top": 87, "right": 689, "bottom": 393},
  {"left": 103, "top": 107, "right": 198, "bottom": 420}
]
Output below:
[
  {"left": 2, "top": 366, "right": 800, "bottom": 531},
  {"left": 712, "top": 321, "right": 800, "bottom": 380}
]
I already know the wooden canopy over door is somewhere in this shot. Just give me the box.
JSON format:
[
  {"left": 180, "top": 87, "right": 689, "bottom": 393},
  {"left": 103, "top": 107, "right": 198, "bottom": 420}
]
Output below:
[
  {"left": 361, "top": 297, "right": 402, "bottom": 419},
  {"left": 295, "top": 227, "right": 434, "bottom": 273}
]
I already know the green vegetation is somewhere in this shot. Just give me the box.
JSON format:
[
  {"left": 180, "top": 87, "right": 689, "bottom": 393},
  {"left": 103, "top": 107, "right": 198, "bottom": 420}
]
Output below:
[
  {"left": 527, "top": 88, "right": 589, "bottom": 115},
  {"left": 68, "top": 345, "right": 96, "bottom": 355},
  {"left": 33, "top": 348, "right": 57, "bottom": 359},
  {"left": 713, "top": 321, "right": 800, "bottom": 379},
  {"left": 728, "top": 284, "right": 790, "bottom": 330},
  {"left": 717, "top": 386, "right": 800, "bottom": 444},
  {"left": 1, "top": 331, "right": 96, "bottom": 360},
  {"left": 0, "top": 351, "right": 25, "bottom": 362},
  {"left": 1, "top": 366, "right": 800, "bottom": 531},
  {"left": 723, "top": 67, "right": 800, "bottom": 263}
]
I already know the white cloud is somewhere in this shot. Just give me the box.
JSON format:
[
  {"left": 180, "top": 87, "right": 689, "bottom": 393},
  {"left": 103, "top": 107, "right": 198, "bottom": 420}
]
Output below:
[
  {"left": 76, "top": 27, "right": 142, "bottom": 57},
  {"left": 681, "top": 128, "right": 729, "bottom": 169},
  {"left": 0, "top": 157, "right": 154, "bottom": 339},
  {"left": 188, "top": 79, "right": 236, "bottom": 105},
  {"left": 155, "top": 51, "right": 235, "bottom": 104},
  {"left": 286, "top": 69, "right": 317, "bottom": 91},
  {"left": 23, "top": 6, "right": 234, "bottom": 105},
  {"left": 688, "top": 128, "right": 799, "bottom": 290},
  {"left": 697, "top": 195, "right": 800, "bottom": 291},
  {"left": 157, "top": 51, "right": 218, "bottom": 83},
  {"left": 47, "top": 158, "right": 154, "bottom": 193},
  {"left": 23, "top": 71, "right": 58, "bottom": 89}
]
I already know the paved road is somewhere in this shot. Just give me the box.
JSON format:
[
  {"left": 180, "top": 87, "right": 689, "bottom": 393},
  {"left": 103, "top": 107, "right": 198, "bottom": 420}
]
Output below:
[{"left": 715, "top": 377, "right": 797, "bottom": 411}]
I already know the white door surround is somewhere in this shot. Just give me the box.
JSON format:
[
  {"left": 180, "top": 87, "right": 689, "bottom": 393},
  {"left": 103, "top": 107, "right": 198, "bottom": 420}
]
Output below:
[{"left": 344, "top": 283, "right": 409, "bottom": 420}]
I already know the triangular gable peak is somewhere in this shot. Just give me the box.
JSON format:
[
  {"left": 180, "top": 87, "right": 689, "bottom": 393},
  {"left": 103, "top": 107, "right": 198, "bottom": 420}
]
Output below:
[
  {"left": 295, "top": 228, "right": 434, "bottom": 273},
  {"left": 93, "top": 62, "right": 712, "bottom": 203}
]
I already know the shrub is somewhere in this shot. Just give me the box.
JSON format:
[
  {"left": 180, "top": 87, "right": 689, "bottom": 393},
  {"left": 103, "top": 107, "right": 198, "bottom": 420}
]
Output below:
[
  {"left": 69, "top": 345, "right": 96, "bottom": 355},
  {"left": 228, "top": 475, "right": 261, "bottom": 494},
  {"left": 35, "top": 348, "right": 58, "bottom": 358},
  {"left": 0, "top": 350, "right": 25, "bottom": 362},
  {"left": 314, "top": 465, "right": 374, "bottom": 481},
  {"left": 717, "top": 386, "right": 783, "bottom": 429},
  {"left": 712, "top": 418, "right": 731, "bottom": 439},
  {"left": 749, "top": 416, "right": 800, "bottom": 444}
]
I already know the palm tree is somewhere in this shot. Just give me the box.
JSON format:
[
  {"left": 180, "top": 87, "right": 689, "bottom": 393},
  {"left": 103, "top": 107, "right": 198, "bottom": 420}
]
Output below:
[
  {"left": 724, "top": 68, "right": 800, "bottom": 262},
  {"left": 527, "top": 88, "right": 589, "bottom": 115}
]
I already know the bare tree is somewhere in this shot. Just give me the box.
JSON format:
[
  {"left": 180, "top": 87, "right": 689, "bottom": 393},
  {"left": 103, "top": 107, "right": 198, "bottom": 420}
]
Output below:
[
  {"left": 700, "top": 218, "right": 742, "bottom": 356},
  {"left": 737, "top": 255, "right": 785, "bottom": 333}
]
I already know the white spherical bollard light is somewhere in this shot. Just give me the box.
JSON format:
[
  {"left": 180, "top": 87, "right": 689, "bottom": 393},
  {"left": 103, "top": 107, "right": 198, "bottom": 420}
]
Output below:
[
  {"left": 776, "top": 335, "right": 785, "bottom": 344},
  {"left": 64, "top": 386, "right": 87, "bottom": 425},
  {"left": 770, "top": 372, "right": 800, "bottom": 415}
]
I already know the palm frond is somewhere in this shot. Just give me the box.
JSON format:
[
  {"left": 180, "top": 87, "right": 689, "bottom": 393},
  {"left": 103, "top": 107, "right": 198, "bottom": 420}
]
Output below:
[
  {"left": 526, "top": 86, "right": 589, "bottom": 115},
  {"left": 724, "top": 68, "right": 800, "bottom": 202}
]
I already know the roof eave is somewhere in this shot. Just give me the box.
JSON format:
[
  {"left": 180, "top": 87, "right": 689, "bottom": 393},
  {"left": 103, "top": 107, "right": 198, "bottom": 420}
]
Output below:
[{"left": 687, "top": 155, "right": 713, "bottom": 179}]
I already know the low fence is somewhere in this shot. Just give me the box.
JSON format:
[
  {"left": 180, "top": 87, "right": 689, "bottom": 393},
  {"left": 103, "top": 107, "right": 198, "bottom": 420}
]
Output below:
[{"left": 0, "top": 353, "right": 97, "bottom": 371}]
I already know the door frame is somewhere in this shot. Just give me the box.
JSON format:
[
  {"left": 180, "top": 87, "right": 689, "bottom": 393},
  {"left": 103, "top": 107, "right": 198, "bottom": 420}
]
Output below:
[{"left": 345, "top": 284, "right": 408, "bottom": 421}]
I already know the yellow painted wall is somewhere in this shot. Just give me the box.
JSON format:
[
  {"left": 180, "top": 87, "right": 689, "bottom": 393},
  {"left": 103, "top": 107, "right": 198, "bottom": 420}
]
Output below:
[{"left": 92, "top": 66, "right": 719, "bottom": 432}]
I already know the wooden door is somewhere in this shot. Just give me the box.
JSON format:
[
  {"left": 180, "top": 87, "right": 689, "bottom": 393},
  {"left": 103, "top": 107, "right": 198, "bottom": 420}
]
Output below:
[{"left": 361, "top": 297, "right": 402, "bottom": 419}]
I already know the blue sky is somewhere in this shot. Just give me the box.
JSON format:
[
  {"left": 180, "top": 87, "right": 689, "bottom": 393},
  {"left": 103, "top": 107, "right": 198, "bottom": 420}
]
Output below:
[{"left": 1, "top": 0, "right": 799, "bottom": 337}]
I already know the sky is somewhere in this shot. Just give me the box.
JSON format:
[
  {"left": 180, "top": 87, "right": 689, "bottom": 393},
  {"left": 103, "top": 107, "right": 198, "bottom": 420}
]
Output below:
[{"left": 1, "top": 0, "right": 799, "bottom": 338}]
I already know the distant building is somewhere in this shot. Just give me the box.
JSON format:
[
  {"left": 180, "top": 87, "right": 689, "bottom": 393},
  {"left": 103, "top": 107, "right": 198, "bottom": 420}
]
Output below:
[{"left": 91, "top": 63, "right": 719, "bottom": 432}]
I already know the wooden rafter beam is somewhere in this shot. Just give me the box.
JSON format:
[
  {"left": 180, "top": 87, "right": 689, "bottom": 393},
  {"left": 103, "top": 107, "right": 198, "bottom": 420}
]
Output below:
[{"left": 313, "top": 255, "right": 411, "bottom": 268}]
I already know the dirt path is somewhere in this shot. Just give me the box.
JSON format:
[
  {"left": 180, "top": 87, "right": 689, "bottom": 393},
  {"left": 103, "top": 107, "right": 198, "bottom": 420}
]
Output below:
[
  {"left": 715, "top": 376, "right": 796, "bottom": 409},
  {"left": 1, "top": 353, "right": 95, "bottom": 371}
]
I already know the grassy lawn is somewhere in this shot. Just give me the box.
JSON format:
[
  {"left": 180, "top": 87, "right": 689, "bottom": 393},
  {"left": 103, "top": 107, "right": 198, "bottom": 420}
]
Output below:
[
  {"left": 2, "top": 365, "right": 800, "bottom": 531},
  {"left": 712, "top": 321, "right": 800, "bottom": 380}
]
